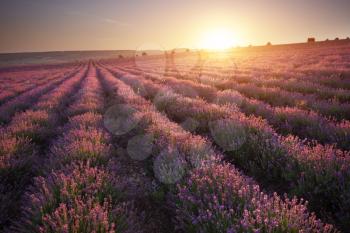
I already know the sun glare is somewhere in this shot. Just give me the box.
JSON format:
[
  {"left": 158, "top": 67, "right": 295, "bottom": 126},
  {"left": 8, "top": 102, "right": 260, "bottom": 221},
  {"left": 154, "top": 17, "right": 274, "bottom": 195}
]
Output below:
[{"left": 199, "top": 28, "right": 236, "bottom": 50}]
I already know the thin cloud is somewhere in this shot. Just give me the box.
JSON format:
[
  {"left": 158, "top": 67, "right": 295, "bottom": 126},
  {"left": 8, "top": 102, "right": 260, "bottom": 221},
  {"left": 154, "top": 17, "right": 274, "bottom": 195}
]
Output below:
[
  {"left": 63, "top": 9, "right": 131, "bottom": 27},
  {"left": 64, "top": 10, "right": 84, "bottom": 16},
  {"left": 101, "top": 18, "right": 131, "bottom": 27}
]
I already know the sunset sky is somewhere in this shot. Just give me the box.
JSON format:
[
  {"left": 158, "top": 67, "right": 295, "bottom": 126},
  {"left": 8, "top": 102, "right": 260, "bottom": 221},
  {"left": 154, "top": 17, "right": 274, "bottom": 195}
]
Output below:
[{"left": 1, "top": 0, "right": 349, "bottom": 53}]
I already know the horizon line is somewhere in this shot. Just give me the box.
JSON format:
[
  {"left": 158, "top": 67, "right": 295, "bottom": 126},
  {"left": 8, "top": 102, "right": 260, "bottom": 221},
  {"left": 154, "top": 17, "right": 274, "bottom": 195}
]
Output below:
[{"left": 1, "top": 36, "right": 349, "bottom": 55}]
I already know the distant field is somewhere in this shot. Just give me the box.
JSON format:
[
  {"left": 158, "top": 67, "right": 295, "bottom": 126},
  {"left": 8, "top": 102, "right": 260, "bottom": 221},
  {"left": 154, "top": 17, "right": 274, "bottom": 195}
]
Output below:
[
  {"left": 0, "top": 50, "right": 136, "bottom": 67},
  {"left": 1, "top": 40, "right": 350, "bottom": 232}
]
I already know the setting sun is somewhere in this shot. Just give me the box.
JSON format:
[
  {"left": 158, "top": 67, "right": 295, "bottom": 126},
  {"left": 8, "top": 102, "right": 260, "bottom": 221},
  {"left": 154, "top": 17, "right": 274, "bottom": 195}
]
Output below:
[{"left": 199, "top": 28, "right": 237, "bottom": 50}]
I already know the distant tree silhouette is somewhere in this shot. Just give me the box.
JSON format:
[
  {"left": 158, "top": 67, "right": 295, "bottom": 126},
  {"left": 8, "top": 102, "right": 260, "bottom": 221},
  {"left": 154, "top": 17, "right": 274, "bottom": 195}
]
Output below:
[
  {"left": 118, "top": 54, "right": 123, "bottom": 59},
  {"left": 142, "top": 52, "right": 147, "bottom": 56},
  {"left": 346, "top": 37, "right": 350, "bottom": 40},
  {"left": 186, "top": 48, "right": 190, "bottom": 52},
  {"left": 266, "top": 42, "right": 271, "bottom": 46},
  {"left": 335, "top": 37, "right": 339, "bottom": 41},
  {"left": 307, "top": 37, "right": 315, "bottom": 43}
]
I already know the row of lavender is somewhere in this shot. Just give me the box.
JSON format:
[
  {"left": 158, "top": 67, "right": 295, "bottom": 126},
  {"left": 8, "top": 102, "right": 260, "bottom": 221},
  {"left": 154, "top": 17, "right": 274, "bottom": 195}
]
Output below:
[
  {"left": 0, "top": 64, "right": 87, "bottom": 230},
  {"left": 122, "top": 64, "right": 350, "bottom": 121},
  {"left": 186, "top": 61, "right": 350, "bottom": 120},
  {"left": 215, "top": 80, "right": 350, "bottom": 121},
  {"left": 0, "top": 64, "right": 83, "bottom": 124},
  {"left": 117, "top": 65, "right": 350, "bottom": 151},
  {"left": 100, "top": 63, "right": 349, "bottom": 231},
  {"left": 0, "top": 68, "right": 63, "bottom": 105},
  {"left": 96, "top": 65, "right": 337, "bottom": 232},
  {"left": 194, "top": 64, "right": 350, "bottom": 102},
  {"left": 0, "top": 67, "right": 59, "bottom": 87},
  {"left": 0, "top": 62, "right": 83, "bottom": 105},
  {"left": 7, "top": 64, "right": 142, "bottom": 232},
  {"left": 188, "top": 45, "right": 350, "bottom": 92}
]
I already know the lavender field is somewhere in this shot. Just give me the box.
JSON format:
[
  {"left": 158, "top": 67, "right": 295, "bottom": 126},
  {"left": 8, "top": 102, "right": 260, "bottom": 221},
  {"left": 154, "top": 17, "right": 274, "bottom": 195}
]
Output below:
[{"left": 1, "top": 41, "right": 350, "bottom": 232}]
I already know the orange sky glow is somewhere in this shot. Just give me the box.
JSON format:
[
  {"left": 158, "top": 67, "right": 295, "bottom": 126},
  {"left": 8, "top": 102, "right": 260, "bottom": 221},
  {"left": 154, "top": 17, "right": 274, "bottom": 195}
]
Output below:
[{"left": 0, "top": 0, "right": 349, "bottom": 53}]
